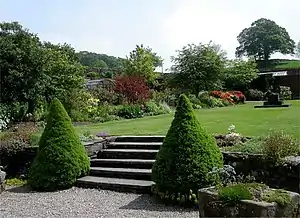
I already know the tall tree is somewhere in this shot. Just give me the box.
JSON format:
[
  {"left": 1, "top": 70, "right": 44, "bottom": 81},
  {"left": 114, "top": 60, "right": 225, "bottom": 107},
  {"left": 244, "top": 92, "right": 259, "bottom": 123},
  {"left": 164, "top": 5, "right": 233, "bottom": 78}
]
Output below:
[
  {"left": 0, "top": 21, "right": 44, "bottom": 116},
  {"left": 296, "top": 41, "right": 300, "bottom": 58},
  {"left": 224, "top": 58, "right": 258, "bottom": 90},
  {"left": 0, "top": 22, "right": 85, "bottom": 119},
  {"left": 123, "top": 44, "right": 159, "bottom": 83},
  {"left": 236, "top": 18, "right": 295, "bottom": 63},
  {"left": 170, "top": 42, "right": 226, "bottom": 94}
]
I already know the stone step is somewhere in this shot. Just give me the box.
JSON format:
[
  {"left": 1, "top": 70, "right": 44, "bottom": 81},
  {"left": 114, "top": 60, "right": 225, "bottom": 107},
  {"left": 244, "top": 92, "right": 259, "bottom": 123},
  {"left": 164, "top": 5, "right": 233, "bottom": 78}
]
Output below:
[
  {"left": 113, "top": 135, "right": 165, "bottom": 143},
  {"left": 90, "top": 159, "right": 155, "bottom": 169},
  {"left": 76, "top": 176, "right": 154, "bottom": 194},
  {"left": 109, "top": 142, "right": 162, "bottom": 150},
  {"left": 99, "top": 149, "right": 159, "bottom": 160},
  {"left": 90, "top": 167, "right": 152, "bottom": 180}
]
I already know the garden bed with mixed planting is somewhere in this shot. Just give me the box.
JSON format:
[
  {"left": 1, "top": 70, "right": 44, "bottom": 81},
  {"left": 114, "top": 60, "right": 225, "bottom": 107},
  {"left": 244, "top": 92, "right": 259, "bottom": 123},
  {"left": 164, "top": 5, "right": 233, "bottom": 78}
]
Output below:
[{"left": 198, "top": 182, "right": 300, "bottom": 217}]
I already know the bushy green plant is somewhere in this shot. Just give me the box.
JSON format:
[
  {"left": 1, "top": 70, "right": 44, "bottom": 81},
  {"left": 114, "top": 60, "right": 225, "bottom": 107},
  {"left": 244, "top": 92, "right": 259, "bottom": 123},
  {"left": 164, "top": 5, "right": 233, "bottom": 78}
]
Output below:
[
  {"left": 158, "top": 102, "right": 173, "bottom": 114},
  {"left": 91, "top": 87, "right": 123, "bottom": 105},
  {"left": 214, "top": 98, "right": 226, "bottom": 107},
  {"left": 262, "top": 189, "right": 292, "bottom": 206},
  {"left": 262, "top": 130, "right": 300, "bottom": 162},
  {"left": 246, "top": 89, "right": 264, "bottom": 101},
  {"left": 218, "top": 183, "right": 252, "bottom": 205},
  {"left": 151, "top": 94, "right": 223, "bottom": 205},
  {"left": 116, "top": 104, "right": 144, "bottom": 119},
  {"left": 224, "top": 137, "right": 264, "bottom": 154},
  {"left": 5, "top": 178, "right": 27, "bottom": 186},
  {"left": 28, "top": 98, "right": 90, "bottom": 191},
  {"left": 152, "top": 89, "right": 178, "bottom": 107},
  {"left": 144, "top": 100, "right": 162, "bottom": 116},
  {"left": 0, "top": 122, "right": 39, "bottom": 155},
  {"left": 280, "top": 86, "right": 292, "bottom": 100},
  {"left": 198, "top": 92, "right": 219, "bottom": 108}
]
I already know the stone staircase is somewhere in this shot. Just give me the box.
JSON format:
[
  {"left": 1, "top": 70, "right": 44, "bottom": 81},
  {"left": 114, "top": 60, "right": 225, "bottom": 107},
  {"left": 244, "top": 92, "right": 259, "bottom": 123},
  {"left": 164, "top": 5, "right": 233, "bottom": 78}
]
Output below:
[{"left": 76, "top": 136, "right": 164, "bottom": 194}]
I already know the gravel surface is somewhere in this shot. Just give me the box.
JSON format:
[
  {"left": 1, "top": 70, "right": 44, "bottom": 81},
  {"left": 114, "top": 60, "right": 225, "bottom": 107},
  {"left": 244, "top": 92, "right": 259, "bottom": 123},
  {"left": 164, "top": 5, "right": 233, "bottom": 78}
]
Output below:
[{"left": 0, "top": 186, "right": 198, "bottom": 218}]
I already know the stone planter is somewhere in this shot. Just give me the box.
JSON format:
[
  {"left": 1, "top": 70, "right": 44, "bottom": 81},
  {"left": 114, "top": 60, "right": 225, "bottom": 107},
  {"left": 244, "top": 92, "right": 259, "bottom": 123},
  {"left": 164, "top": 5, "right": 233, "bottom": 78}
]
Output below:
[
  {"left": 198, "top": 186, "right": 300, "bottom": 217},
  {"left": 0, "top": 167, "right": 6, "bottom": 194}
]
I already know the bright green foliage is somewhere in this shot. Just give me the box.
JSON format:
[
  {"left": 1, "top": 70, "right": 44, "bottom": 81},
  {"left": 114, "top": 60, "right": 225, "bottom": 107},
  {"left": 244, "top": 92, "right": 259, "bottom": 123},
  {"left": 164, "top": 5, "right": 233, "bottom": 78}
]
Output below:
[
  {"left": 28, "top": 98, "right": 90, "bottom": 191},
  {"left": 170, "top": 42, "right": 226, "bottom": 94},
  {"left": 123, "top": 44, "right": 160, "bottom": 84},
  {"left": 151, "top": 94, "right": 223, "bottom": 199},
  {"left": 224, "top": 58, "right": 258, "bottom": 90},
  {"left": 218, "top": 183, "right": 252, "bottom": 204}
]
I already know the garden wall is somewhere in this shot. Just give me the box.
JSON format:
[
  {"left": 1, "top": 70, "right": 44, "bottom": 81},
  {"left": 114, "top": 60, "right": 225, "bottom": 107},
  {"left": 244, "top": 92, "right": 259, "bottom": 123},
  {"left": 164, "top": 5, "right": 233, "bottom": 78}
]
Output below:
[
  {"left": 223, "top": 151, "right": 300, "bottom": 193},
  {"left": 1, "top": 139, "right": 109, "bottom": 178}
]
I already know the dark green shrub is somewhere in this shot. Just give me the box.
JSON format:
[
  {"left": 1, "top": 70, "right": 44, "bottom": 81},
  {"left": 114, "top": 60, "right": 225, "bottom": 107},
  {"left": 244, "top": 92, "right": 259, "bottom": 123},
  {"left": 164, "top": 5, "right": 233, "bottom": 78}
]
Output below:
[
  {"left": 152, "top": 89, "right": 178, "bottom": 107},
  {"left": 151, "top": 94, "right": 223, "bottom": 205},
  {"left": 246, "top": 89, "right": 264, "bottom": 101},
  {"left": 218, "top": 183, "right": 252, "bottom": 205},
  {"left": 91, "top": 87, "right": 123, "bottom": 105},
  {"left": 0, "top": 122, "right": 39, "bottom": 178},
  {"left": 0, "top": 122, "right": 39, "bottom": 155},
  {"left": 28, "top": 98, "right": 90, "bottom": 191},
  {"left": 116, "top": 104, "right": 144, "bottom": 119}
]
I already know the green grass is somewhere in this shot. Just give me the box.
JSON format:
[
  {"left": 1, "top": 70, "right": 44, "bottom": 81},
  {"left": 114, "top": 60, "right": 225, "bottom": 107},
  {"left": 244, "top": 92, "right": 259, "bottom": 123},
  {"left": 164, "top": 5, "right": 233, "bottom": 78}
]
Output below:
[
  {"left": 75, "top": 100, "right": 300, "bottom": 139},
  {"left": 274, "top": 59, "right": 300, "bottom": 70},
  {"left": 258, "top": 59, "right": 300, "bottom": 71}
]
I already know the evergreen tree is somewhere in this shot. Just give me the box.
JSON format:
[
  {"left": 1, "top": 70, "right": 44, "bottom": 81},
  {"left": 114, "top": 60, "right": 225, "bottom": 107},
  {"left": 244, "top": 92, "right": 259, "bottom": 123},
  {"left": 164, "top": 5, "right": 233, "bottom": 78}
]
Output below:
[
  {"left": 28, "top": 98, "right": 89, "bottom": 191},
  {"left": 152, "top": 94, "right": 223, "bottom": 203}
]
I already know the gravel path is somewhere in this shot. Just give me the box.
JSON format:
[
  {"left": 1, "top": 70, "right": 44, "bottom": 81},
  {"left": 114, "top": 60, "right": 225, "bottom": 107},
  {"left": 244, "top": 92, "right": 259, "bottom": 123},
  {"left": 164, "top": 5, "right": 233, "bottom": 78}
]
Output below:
[{"left": 0, "top": 186, "right": 198, "bottom": 218}]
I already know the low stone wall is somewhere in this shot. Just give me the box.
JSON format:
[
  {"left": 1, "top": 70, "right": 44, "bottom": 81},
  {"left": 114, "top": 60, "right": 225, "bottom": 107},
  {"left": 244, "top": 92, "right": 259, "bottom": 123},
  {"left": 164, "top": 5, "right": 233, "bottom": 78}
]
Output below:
[
  {"left": 222, "top": 151, "right": 300, "bottom": 193},
  {"left": 1, "top": 139, "right": 109, "bottom": 178}
]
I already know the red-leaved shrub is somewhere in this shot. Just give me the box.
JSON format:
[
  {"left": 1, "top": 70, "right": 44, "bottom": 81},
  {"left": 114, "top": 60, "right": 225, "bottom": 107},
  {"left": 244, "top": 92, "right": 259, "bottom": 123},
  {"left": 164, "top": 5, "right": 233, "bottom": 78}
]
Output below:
[{"left": 114, "top": 75, "right": 150, "bottom": 104}]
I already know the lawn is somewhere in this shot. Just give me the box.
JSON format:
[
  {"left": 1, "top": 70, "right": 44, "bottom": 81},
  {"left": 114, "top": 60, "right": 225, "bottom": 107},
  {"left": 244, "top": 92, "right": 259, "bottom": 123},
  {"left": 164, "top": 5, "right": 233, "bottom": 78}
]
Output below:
[
  {"left": 274, "top": 59, "right": 300, "bottom": 70},
  {"left": 75, "top": 100, "right": 300, "bottom": 139}
]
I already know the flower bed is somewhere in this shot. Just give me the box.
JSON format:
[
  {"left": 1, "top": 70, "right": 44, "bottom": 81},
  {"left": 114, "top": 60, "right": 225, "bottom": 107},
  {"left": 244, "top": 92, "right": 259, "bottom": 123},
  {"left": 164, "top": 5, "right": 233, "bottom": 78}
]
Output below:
[{"left": 210, "top": 90, "right": 246, "bottom": 104}]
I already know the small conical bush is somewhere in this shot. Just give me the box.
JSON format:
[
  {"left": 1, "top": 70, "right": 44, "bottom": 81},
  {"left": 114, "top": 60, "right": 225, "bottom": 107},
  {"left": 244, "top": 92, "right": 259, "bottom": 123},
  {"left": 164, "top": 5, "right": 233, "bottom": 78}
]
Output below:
[
  {"left": 28, "top": 98, "right": 89, "bottom": 191},
  {"left": 152, "top": 94, "right": 223, "bottom": 200}
]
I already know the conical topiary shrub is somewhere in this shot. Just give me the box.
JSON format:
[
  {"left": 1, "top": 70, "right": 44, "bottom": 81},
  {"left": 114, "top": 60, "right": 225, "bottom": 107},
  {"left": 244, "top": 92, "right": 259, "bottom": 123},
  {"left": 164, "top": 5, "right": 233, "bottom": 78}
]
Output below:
[
  {"left": 151, "top": 94, "right": 223, "bottom": 204},
  {"left": 28, "top": 98, "right": 90, "bottom": 191}
]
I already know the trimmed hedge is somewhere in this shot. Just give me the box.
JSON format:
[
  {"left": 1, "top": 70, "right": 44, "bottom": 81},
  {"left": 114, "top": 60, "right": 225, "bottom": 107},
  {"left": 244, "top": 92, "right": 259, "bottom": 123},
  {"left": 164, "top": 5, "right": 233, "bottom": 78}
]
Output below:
[
  {"left": 28, "top": 98, "right": 90, "bottom": 191},
  {"left": 151, "top": 94, "right": 223, "bottom": 204}
]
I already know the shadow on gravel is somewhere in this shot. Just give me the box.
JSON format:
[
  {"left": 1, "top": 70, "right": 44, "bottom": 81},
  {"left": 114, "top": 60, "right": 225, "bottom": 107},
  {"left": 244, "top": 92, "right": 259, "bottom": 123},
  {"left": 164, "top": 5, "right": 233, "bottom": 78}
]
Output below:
[
  {"left": 6, "top": 185, "right": 33, "bottom": 193},
  {"left": 120, "top": 195, "right": 197, "bottom": 212}
]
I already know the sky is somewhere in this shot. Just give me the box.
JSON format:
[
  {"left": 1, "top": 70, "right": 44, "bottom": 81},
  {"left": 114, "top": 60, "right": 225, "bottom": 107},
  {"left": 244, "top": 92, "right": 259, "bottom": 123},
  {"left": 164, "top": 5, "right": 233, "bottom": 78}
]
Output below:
[{"left": 1, "top": 0, "right": 299, "bottom": 72}]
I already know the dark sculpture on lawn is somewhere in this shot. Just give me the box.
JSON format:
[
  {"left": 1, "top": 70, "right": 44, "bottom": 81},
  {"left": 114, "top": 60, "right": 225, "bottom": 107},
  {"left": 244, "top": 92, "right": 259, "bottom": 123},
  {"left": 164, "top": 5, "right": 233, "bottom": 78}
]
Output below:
[{"left": 264, "top": 85, "right": 282, "bottom": 106}]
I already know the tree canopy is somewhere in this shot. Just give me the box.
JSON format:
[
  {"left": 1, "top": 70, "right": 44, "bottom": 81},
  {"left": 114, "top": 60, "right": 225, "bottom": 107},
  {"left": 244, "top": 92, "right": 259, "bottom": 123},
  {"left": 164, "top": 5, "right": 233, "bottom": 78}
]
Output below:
[
  {"left": 123, "top": 44, "right": 161, "bottom": 84},
  {"left": 0, "top": 21, "right": 85, "bottom": 119},
  {"left": 224, "top": 58, "right": 258, "bottom": 90},
  {"left": 170, "top": 42, "right": 226, "bottom": 94},
  {"left": 76, "top": 51, "right": 125, "bottom": 69},
  {"left": 296, "top": 41, "right": 300, "bottom": 58},
  {"left": 236, "top": 18, "right": 295, "bottom": 62}
]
